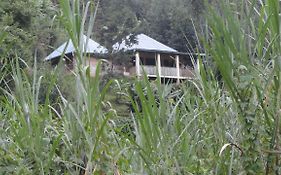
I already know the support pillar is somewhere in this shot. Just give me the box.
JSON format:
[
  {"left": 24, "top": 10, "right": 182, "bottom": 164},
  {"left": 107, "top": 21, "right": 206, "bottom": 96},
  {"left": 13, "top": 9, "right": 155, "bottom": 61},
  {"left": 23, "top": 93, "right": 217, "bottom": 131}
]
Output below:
[
  {"left": 135, "top": 52, "right": 140, "bottom": 77},
  {"left": 157, "top": 53, "right": 161, "bottom": 78},
  {"left": 176, "top": 55, "right": 180, "bottom": 84}
]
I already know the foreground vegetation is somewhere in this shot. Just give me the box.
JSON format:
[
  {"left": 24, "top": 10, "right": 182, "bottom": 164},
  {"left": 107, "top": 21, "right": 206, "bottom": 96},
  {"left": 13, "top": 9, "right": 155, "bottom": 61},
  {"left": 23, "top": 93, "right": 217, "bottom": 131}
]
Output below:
[{"left": 1, "top": 0, "right": 281, "bottom": 174}]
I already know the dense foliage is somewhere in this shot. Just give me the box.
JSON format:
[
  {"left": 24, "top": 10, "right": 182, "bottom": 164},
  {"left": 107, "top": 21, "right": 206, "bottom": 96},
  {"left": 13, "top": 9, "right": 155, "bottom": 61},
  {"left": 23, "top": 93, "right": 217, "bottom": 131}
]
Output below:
[
  {"left": 1, "top": 0, "right": 281, "bottom": 174},
  {"left": 94, "top": 0, "right": 204, "bottom": 52},
  {"left": 0, "top": 0, "right": 65, "bottom": 64}
]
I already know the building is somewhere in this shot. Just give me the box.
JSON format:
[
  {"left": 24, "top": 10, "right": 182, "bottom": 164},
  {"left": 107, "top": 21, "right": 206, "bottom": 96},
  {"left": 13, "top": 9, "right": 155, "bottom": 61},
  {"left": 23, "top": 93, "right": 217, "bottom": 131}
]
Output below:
[
  {"left": 113, "top": 33, "right": 194, "bottom": 83},
  {"left": 45, "top": 34, "right": 196, "bottom": 83},
  {"left": 44, "top": 34, "right": 108, "bottom": 76}
]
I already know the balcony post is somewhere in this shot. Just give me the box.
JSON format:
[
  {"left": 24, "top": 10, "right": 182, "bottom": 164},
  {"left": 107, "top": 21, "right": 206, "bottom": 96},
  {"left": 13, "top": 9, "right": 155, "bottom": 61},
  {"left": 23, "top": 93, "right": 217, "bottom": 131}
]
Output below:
[
  {"left": 135, "top": 51, "right": 140, "bottom": 77},
  {"left": 157, "top": 53, "right": 161, "bottom": 78},
  {"left": 176, "top": 55, "right": 180, "bottom": 84}
]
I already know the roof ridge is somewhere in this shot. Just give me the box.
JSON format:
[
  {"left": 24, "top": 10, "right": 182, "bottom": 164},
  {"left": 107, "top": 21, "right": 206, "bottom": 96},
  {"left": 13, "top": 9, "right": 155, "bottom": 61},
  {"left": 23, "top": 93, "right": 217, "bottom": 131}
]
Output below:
[{"left": 113, "top": 33, "right": 178, "bottom": 53}]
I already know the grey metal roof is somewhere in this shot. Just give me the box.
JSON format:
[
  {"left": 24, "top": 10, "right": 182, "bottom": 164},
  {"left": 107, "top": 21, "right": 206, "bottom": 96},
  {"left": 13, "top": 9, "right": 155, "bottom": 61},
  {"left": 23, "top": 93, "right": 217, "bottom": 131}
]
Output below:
[
  {"left": 44, "top": 35, "right": 108, "bottom": 61},
  {"left": 113, "top": 33, "right": 178, "bottom": 54}
]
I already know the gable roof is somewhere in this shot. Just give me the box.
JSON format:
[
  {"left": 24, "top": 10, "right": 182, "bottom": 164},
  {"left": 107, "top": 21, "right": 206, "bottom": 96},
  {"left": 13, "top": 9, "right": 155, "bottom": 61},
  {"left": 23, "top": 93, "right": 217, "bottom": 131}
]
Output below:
[
  {"left": 113, "top": 33, "right": 178, "bottom": 54},
  {"left": 45, "top": 35, "right": 108, "bottom": 61}
]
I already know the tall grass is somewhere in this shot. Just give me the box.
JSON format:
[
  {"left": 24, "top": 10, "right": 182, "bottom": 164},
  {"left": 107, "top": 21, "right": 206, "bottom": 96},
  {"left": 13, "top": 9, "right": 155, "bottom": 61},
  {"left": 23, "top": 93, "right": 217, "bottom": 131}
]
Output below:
[
  {"left": 202, "top": 0, "right": 281, "bottom": 174},
  {"left": 1, "top": 0, "right": 281, "bottom": 174}
]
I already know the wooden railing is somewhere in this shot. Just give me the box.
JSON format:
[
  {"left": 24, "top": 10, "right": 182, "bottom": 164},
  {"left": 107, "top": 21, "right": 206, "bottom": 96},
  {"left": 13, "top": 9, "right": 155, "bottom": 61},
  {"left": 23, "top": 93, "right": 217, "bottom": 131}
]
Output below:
[
  {"left": 135, "top": 65, "right": 194, "bottom": 78},
  {"left": 141, "top": 66, "right": 157, "bottom": 75},
  {"left": 161, "top": 67, "right": 177, "bottom": 76}
]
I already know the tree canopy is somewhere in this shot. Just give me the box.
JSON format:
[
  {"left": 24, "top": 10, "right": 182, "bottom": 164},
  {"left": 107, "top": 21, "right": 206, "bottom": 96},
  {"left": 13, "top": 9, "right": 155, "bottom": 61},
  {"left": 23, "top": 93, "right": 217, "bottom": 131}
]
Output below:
[
  {"left": 0, "top": 0, "right": 64, "bottom": 64},
  {"left": 94, "top": 0, "right": 205, "bottom": 53}
]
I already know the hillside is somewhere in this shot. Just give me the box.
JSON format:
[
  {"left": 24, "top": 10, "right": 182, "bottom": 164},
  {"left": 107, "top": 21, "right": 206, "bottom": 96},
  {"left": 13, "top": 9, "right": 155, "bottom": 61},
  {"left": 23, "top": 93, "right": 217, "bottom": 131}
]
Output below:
[{"left": 1, "top": 0, "right": 281, "bottom": 174}]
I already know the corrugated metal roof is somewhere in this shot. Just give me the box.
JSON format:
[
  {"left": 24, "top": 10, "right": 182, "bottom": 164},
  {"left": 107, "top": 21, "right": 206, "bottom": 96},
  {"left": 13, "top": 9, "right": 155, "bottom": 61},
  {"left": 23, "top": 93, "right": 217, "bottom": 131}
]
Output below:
[
  {"left": 113, "top": 33, "right": 178, "bottom": 53},
  {"left": 44, "top": 35, "right": 108, "bottom": 61}
]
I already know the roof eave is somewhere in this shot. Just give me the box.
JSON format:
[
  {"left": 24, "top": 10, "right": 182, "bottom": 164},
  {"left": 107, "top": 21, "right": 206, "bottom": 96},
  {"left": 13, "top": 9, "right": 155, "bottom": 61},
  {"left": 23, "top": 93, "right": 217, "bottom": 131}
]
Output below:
[
  {"left": 44, "top": 52, "right": 108, "bottom": 61},
  {"left": 132, "top": 48, "right": 180, "bottom": 55}
]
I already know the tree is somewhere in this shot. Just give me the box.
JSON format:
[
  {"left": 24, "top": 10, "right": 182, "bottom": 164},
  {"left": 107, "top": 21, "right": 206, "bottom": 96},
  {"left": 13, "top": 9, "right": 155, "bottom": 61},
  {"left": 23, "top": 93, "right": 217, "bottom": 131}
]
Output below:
[
  {"left": 0, "top": 0, "right": 62, "bottom": 65},
  {"left": 93, "top": 0, "right": 206, "bottom": 55},
  {"left": 93, "top": 0, "right": 140, "bottom": 52}
]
